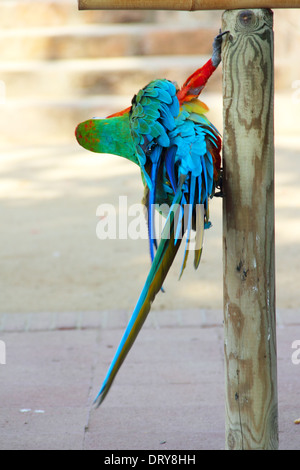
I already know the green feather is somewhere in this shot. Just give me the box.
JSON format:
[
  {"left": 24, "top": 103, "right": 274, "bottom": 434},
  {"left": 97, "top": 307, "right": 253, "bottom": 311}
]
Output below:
[{"left": 75, "top": 114, "right": 139, "bottom": 166}]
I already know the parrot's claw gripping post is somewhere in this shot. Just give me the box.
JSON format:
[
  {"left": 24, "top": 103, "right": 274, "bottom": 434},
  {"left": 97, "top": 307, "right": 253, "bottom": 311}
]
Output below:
[
  {"left": 212, "top": 30, "right": 230, "bottom": 68},
  {"left": 213, "top": 169, "right": 224, "bottom": 198}
]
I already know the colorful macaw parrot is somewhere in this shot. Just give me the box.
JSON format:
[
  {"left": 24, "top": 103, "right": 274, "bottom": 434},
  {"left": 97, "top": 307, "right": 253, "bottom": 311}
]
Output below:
[{"left": 75, "top": 31, "right": 226, "bottom": 407}]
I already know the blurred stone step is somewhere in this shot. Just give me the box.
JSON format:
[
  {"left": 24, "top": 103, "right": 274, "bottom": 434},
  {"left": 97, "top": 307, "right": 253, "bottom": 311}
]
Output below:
[
  {"left": 1, "top": 0, "right": 153, "bottom": 29},
  {"left": 1, "top": 93, "right": 298, "bottom": 149},
  {"left": 0, "top": 93, "right": 223, "bottom": 147},
  {"left": 1, "top": 52, "right": 291, "bottom": 103},
  {"left": 0, "top": 55, "right": 222, "bottom": 99},
  {"left": 0, "top": 95, "right": 129, "bottom": 147},
  {"left": 2, "top": 1, "right": 222, "bottom": 29},
  {"left": 0, "top": 24, "right": 217, "bottom": 61}
]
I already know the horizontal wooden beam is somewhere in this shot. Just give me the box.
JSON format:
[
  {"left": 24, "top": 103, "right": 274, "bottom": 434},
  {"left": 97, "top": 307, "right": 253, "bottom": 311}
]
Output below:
[{"left": 78, "top": 0, "right": 300, "bottom": 10}]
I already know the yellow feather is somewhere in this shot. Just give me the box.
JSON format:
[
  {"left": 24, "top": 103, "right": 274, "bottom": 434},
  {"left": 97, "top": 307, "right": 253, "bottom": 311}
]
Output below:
[{"left": 183, "top": 99, "right": 209, "bottom": 115}]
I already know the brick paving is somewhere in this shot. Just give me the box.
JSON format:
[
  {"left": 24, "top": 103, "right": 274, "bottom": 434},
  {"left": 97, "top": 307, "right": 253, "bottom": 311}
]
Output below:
[
  {"left": 1, "top": 0, "right": 300, "bottom": 452},
  {"left": 0, "top": 309, "right": 299, "bottom": 450}
]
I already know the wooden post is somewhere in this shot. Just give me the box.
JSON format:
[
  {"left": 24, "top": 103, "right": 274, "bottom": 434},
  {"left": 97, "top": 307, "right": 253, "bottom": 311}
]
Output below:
[
  {"left": 77, "top": 0, "right": 281, "bottom": 450},
  {"left": 78, "top": 0, "right": 300, "bottom": 9},
  {"left": 222, "top": 9, "right": 278, "bottom": 449}
]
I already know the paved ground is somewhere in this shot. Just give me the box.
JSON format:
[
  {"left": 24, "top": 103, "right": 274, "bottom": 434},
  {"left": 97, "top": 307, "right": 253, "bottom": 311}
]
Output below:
[
  {"left": 1, "top": 3, "right": 300, "bottom": 452},
  {"left": 0, "top": 308, "right": 299, "bottom": 450},
  {"left": 1, "top": 123, "right": 299, "bottom": 452}
]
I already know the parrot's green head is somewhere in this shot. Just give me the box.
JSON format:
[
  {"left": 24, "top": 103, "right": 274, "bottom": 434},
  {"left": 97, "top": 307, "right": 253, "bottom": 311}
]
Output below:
[{"left": 75, "top": 113, "right": 139, "bottom": 166}]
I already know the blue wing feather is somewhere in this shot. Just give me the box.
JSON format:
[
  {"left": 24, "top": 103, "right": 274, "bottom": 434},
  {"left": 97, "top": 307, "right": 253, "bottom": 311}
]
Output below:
[
  {"left": 148, "top": 146, "right": 162, "bottom": 262},
  {"left": 93, "top": 78, "right": 221, "bottom": 406}
]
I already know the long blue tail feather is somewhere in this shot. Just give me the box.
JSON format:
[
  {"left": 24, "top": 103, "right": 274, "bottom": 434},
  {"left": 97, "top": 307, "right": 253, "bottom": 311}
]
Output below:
[
  {"left": 165, "top": 146, "right": 177, "bottom": 193},
  {"left": 79, "top": 67, "right": 222, "bottom": 407},
  {"left": 179, "top": 175, "right": 196, "bottom": 279},
  {"left": 94, "top": 182, "right": 185, "bottom": 407},
  {"left": 148, "top": 146, "right": 163, "bottom": 262},
  {"left": 149, "top": 162, "right": 158, "bottom": 262}
]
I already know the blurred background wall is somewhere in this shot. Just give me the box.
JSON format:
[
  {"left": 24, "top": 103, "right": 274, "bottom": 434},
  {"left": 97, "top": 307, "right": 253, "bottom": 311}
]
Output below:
[
  {"left": 1, "top": 1, "right": 300, "bottom": 146},
  {"left": 1, "top": 1, "right": 300, "bottom": 315}
]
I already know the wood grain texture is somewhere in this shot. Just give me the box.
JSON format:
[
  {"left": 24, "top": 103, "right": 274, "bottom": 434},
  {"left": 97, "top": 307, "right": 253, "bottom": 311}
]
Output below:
[
  {"left": 222, "top": 9, "right": 278, "bottom": 450},
  {"left": 78, "top": 0, "right": 300, "bottom": 10}
]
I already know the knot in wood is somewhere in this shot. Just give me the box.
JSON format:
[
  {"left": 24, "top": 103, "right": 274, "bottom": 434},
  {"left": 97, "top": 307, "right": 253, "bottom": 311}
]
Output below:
[{"left": 237, "top": 10, "right": 257, "bottom": 31}]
